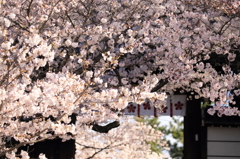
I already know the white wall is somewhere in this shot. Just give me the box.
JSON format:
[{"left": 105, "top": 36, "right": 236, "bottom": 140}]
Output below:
[{"left": 207, "top": 127, "right": 240, "bottom": 159}]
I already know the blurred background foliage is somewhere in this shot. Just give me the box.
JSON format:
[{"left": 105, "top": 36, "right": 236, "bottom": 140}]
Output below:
[{"left": 135, "top": 116, "right": 184, "bottom": 159}]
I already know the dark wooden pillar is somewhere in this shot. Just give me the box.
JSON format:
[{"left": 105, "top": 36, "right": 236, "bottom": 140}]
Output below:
[
  {"left": 200, "top": 124, "right": 207, "bottom": 159},
  {"left": 183, "top": 98, "right": 203, "bottom": 159}
]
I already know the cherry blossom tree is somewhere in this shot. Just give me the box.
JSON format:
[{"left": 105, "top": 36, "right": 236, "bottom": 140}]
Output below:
[
  {"left": 0, "top": 0, "right": 240, "bottom": 158},
  {"left": 75, "top": 117, "right": 168, "bottom": 159}
]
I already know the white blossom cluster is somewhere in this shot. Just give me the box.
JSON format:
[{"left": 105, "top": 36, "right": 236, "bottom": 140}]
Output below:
[
  {"left": 75, "top": 117, "right": 168, "bottom": 159},
  {"left": 0, "top": 0, "right": 240, "bottom": 158}
]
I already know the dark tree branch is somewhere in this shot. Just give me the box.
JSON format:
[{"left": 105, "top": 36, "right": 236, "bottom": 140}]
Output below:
[
  {"left": 66, "top": 11, "right": 75, "bottom": 28},
  {"left": 0, "top": 134, "right": 58, "bottom": 157},
  {"left": 113, "top": 69, "right": 122, "bottom": 86},
  {"left": 91, "top": 121, "right": 120, "bottom": 133},
  {"left": 151, "top": 79, "right": 168, "bottom": 92},
  {"left": 26, "top": 0, "right": 34, "bottom": 17},
  {"left": 218, "top": 17, "right": 233, "bottom": 34}
]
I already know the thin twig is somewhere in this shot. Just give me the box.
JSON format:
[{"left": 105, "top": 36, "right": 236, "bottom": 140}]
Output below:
[
  {"left": 66, "top": 11, "right": 75, "bottom": 28},
  {"left": 39, "top": 0, "right": 62, "bottom": 33},
  {"left": 86, "top": 145, "right": 110, "bottom": 159}
]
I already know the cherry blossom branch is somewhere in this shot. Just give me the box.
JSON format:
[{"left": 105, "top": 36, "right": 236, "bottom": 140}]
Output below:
[
  {"left": 218, "top": 17, "right": 233, "bottom": 34},
  {"left": 65, "top": 11, "right": 75, "bottom": 28},
  {"left": 77, "top": 141, "right": 126, "bottom": 159},
  {"left": 39, "top": 0, "right": 62, "bottom": 33},
  {"left": 86, "top": 145, "right": 111, "bottom": 159}
]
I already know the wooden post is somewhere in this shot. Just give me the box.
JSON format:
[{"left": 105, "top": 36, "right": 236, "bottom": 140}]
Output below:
[
  {"left": 183, "top": 98, "right": 203, "bottom": 159},
  {"left": 200, "top": 124, "right": 207, "bottom": 159}
]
